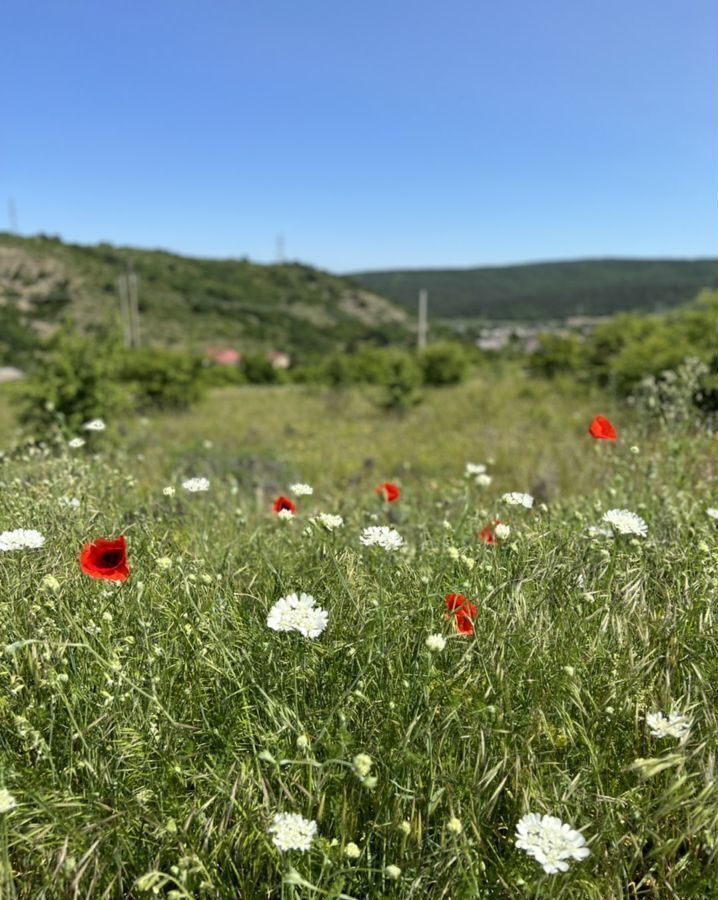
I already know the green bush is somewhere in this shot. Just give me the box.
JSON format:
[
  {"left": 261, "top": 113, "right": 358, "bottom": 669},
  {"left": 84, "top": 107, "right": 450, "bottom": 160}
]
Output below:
[
  {"left": 17, "top": 324, "right": 128, "bottom": 437},
  {"left": 528, "top": 333, "right": 584, "bottom": 380},
  {"left": 375, "top": 348, "right": 423, "bottom": 411},
  {"left": 419, "top": 342, "right": 470, "bottom": 385},
  {"left": 242, "top": 353, "right": 286, "bottom": 385},
  {"left": 119, "top": 347, "right": 207, "bottom": 411}
]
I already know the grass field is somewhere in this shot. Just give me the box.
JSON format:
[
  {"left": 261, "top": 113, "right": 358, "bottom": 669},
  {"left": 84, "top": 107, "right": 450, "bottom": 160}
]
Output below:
[{"left": 0, "top": 374, "right": 717, "bottom": 897}]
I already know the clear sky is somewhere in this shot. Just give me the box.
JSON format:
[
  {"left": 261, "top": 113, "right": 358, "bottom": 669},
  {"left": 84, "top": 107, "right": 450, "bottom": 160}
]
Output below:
[{"left": 2, "top": 0, "right": 716, "bottom": 272}]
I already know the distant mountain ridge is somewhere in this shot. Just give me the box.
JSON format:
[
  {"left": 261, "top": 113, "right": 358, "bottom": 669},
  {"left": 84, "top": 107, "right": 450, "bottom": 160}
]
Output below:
[
  {"left": 0, "top": 233, "right": 412, "bottom": 363},
  {"left": 348, "top": 258, "right": 718, "bottom": 321}
]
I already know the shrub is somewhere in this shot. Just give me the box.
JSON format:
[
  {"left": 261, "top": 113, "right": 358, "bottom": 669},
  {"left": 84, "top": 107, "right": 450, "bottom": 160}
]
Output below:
[
  {"left": 528, "top": 333, "right": 584, "bottom": 380},
  {"left": 375, "top": 349, "right": 423, "bottom": 411},
  {"left": 119, "top": 347, "right": 207, "bottom": 411},
  {"left": 419, "top": 342, "right": 470, "bottom": 385},
  {"left": 242, "top": 353, "right": 286, "bottom": 385}
]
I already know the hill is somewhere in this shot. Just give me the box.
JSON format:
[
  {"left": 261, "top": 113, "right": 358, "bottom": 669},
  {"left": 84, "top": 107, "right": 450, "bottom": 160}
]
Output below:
[
  {"left": 348, "top": 258, "right": 718, "bottom": 321},
  {"left": 0, "top": 233, "right": 412, "bottom": 365}
]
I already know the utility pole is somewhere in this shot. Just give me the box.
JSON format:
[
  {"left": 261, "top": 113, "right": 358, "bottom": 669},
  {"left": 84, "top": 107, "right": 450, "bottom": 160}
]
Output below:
[
  {"left": 116, "top": 260, "right": 141, "bottom": 348},
  {"left": 417, "top": 289, "right": 428, "bottom": 350}
]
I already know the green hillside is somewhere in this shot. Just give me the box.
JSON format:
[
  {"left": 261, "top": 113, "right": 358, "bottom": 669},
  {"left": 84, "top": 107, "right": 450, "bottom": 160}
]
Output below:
[
  {"left": 0, "top": 233, "right": 412, "bottom": 364},
  {"left": 349, "top": 258, "right": 718, "bottom": 321}
]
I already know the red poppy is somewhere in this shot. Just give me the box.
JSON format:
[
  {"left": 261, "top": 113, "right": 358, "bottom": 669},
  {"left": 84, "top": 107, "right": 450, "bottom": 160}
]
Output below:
[
  {"left": 588, "top": 415, "right": 617, "bottom": 441},
  {"left": 272, "top": 495, "right": 296, "bottom": 515},
  {"left": 445, "top": 593, "right": 478, "bottom": 635},
  {"left": 375, "top": 481, "right": 400, "bottom": 503},
  {"left": 479, "top": 519, "right": 502, "bottom": 544},
  {"left": 79, "top": 536, "right": 130, "bottom": 581}
]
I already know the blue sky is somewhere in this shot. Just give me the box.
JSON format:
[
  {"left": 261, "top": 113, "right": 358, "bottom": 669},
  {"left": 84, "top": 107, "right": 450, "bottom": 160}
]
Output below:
[{"left": 2, "top": 0, "right": 716, "bottom": 271}]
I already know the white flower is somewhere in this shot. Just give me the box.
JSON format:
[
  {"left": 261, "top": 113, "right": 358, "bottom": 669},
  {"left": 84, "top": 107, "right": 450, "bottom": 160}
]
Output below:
[
  {"left": 353, "top": 753, "right": 373, "bottom": 777},
  {"left": 425, "top": 633, "right": 447, "bottom": 652},
  {"left": 59, "top": 496, "right": 80, "bottom": 509},
  {"left": 82, "top": 418, "right": 106, "bottom": 432},
  {"left": 344, "top": 841, "right": 361, "bottom": 859},
  {"left": 277, "top": 508, "right": 294, "bottom": 521},
  {"left": 0, "top": 529, "right": 46, "bottom": 552},
  {"left": 267, "top": 593, "right": 328, "bottom": 638},
  {"left": 646, "top": 710, "right": 691, "bottom": 740},
  {"left": 268, "top": 812, "right": 317, "bottom": 852},
  {"left": 465, "top": 463, "right": 487, "bottom": 477},
  {"left": 68, "top": 437, "right": 85, "bottom": 449},
  {"left": 0, "top": 790, "right": 17, "bottom": 814},
  {"left": 312, "top": 513, "right": 344, "bottom": 531},
  {"left": 360, "top": 526, "right": 404, "bottom": 551},
  {"left": 475, "top": 473, "right": 492, "bottom": 487},
  {"left": 515, "top": 812, "right": 590, "bottom": 874},
  {"left": 602, "top": 508, "right": 647, "bottom": 537},
  {"left": 384, "top": 865, "right": 402, "bottom": 880},
  {"left": 494, "top": 523, "right": 511, "bottom": 540},
  {"left": 502, "top": 492, "right": 534, "bottom": 509},
  {"left": 155, "top": 557, "right": 173, "bottom": 570},
  {"left": 162, "top": 486, "right": 176, "bottom": 497},
  {"left": 707, "top": 508, "right": 718, "bottom": 520},
  {"left": 182, "top": 477, "right": 210, "bottom": 493},
  {"left": 290, "top": 483, "right": 313, "bottom": 496},
  {"left": 447, "top": 817, "right": 463, "bottom": 834}
]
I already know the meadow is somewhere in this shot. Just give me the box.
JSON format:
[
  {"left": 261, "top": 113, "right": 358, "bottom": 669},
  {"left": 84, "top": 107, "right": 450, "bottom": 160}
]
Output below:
[{"left": 0, "top": 372, "right": 717, "bottom": 898}]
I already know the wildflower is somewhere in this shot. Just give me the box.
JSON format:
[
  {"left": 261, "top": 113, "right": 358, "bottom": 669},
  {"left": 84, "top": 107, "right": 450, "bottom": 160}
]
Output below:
[
  {"left": 588, "top": 415, "right": 617, "bottom": 441},
  {"left": 155, "top": 557, "right": 173, "bottom": 570},
  {"left": 182, "top": 477, "right": 210, "bottom": 493},
  {"left": 707, "top": 508, "right": 718, "bottom": 520},
  {"left": 587, "top": 525, "right": 614, "bottom": 538},
  {"left": 268, "top": 812, "right": 317, "bottom": 852},
  {"left": 273, "top": 495, "right": 296, "bottom": 516},
  {"left": 266, "top": 593, "right": 328, "bottom": 638},
  {"left": 290, "top": 483, "right": 313, "bottom": 496},
  {"left": 0, "top": 529, "right": 46, "bottom": 551},
  {"left": 79, "top": 536, "right": 130, "bottom": 581},
  {"left": 447, "top": 817, "right": 463, "bottom": 834},
  {"left": 375, "top": 481, "right": 400, "bottom": 503},
  {"left": 445, "top": 593, "right": 477, "bottom": 635},
  {"left": 447, "top": 545, "right": 460, "bottom": 560},
  {"left": 353, "top": 753, "right": 373, "bottom": 777},
  {"left": 502, "top": 492, "right": 534, "bottom": 509},
  {"left": 475, "top": 473, "right": 492, "bottom": 487},
  {"left": 296, "top": 734, "right": 310, "bottom": 750},
  {"left": 360, "top": 526, "right": 404, "bottom": 551},
  {"left": 479, "top": 519, "right": 507, "bottom": 544},
  {"left": 82, "top": 418, "right": 106, "bottom": 432},
  {"left": 277, "top": 508, "right": 295, "bottom": 521},
  {"left": 425, "top": 633, "right": 447, "bottom": 652},
  {"left": 68, "top": 437, "right": 85, "bottom": 449},
  {"left": 344, "top": 842, "right": 361, "bottom": 859},
  {"left": 465, "top": 463, "right": 487, "bottom": 476},
  {"left": 59, "top": 496, "right": 80, "bottom": 509},
  {"left": 312, "top": 513, "right": 344, "bottom": 531},
  {"left": 630, "top": 445, "right": 640, "bottom": 454},
  {"left": 646, "top": 711, "right": 691, "bottom": 740},
  {"left": 398, "top": 820, "right": 411, "bottom": 835},
  {"left": 0, "top": 790, "right": 17, "bottom": 814},
  {"left": 162, "top": 486, "right": 176, "bottom": 497},
  {"left": 495, "top": 523, "right": 511, "bottom": 540},
  {"left": 515, "top": 812, "right": 590, "bottom": 874},
  {"left": 385, "top": 865, "right": 402, "bottom": 880},
  {"left": 602, "top": 508, "right": 648, "bottom": 537}
]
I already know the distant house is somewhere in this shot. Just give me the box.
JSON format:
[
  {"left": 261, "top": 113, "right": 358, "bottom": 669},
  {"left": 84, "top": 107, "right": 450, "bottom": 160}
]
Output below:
[
  {"left": 206, "top": 347, "right": 241, "bottom": 366},
  {"left": 268, "top": 351, "right": 291, "bottom": 370}
]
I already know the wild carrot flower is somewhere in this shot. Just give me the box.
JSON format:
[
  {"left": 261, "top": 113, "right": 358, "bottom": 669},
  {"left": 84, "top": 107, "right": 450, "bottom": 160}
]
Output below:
[
  {"left": 268, "top": 812, "right": 317, "bottom": 852},
  {"left": 267, "top": 593, "right": 328, "bottom": 638},
  {"left": 0, "top": 529, "right": 46, "bottom": 551},
  {"left": 588, "top": 415, "right": 617, "bottom": 440},
  {"left": 425, "top": 633, "right": 447, "bottom": 652},
  {"left": 290, "top": 483, "right": 313, "bottom": 496},
  {"left": 602, "top": 508, "right": 647, "bottom": 537},
  {"left": 515, "top": 812, "right": 590, "bottom": 874},
  {"left": 646, "top": 710, "right": 691, "bottom": 739},
  {"left": 312, "top": 513, "right": 344, "bottom": 531},
  {"left": 82, "top": 418, "right": 106, "bottom": 432},
  {"left": 360, "top": 526, "right": 403, "bottom": 550},
  {"left": 182, "top": 477, "right": 210, "bottom": 493},
  {"left": 68, "top": 437, "right": 85, "bottom": 449},
  {"left": 502, "top": 492, "right": 534, "bottom": 508}
]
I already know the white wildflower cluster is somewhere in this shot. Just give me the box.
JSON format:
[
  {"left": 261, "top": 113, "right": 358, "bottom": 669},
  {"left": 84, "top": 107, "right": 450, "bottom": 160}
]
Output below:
[
  {"left": 268, "top": 812, "right": 317, "bottom": 852},
  {"left": 0, "top": 790, "right": 17, "bottom": 814},
  {"left": 707, "top": 507, "right": 718, "bottom": 520},
  {"left": 587, "top": 525, "right": 614, "bottom": 539},
  {"left": 59, "top": 496, "right": 80, "bottom": 510},
  {"left": 0, "top": 529, "right": 46, "bottom": 552},
  {"left": 425, "top": 633, "right": 447, "bottom": 652},
  {"left": 311, "top": 513, "right": 344, "bottom": 531},
  {"left": 602, "top": 508, "right": 647, "bottom": 537},
  {"left": 290, "top": 483, "right": 313, "bottom": 496},
  {"left": 494, "top": 523, "right": 511, "bottom": 540},
  {"left": 360, "top": 526, "right": 404, "bottom": 551},
  {"left": 266, "top": 593, "right": 328, "bottom": 638},
  {"left": 465, "top": 462, "right": 492, "bottom": 487},
  {"left": 502, "top": 492, "right": 534, "bottom": 509},
  {"left": 82, "top": 418, "right": 106, "bottom": 432},
  {"left": 515, "top": 812, "right": 590, "bottom": 874},
  {"left": 646, "top": 710, "right": 691, "bottom": 740},
  {"left": 162, "top": 486, "right": 176, "bottom": 497},
  {"left": 277, "top": 508, "right": 294, "bottom": 521},
  {"left": 182, "top": 477, "right": 210, "bottom": 493},
  {"left": 68, "top": 437, "right": 85, "bottom": 449}
]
